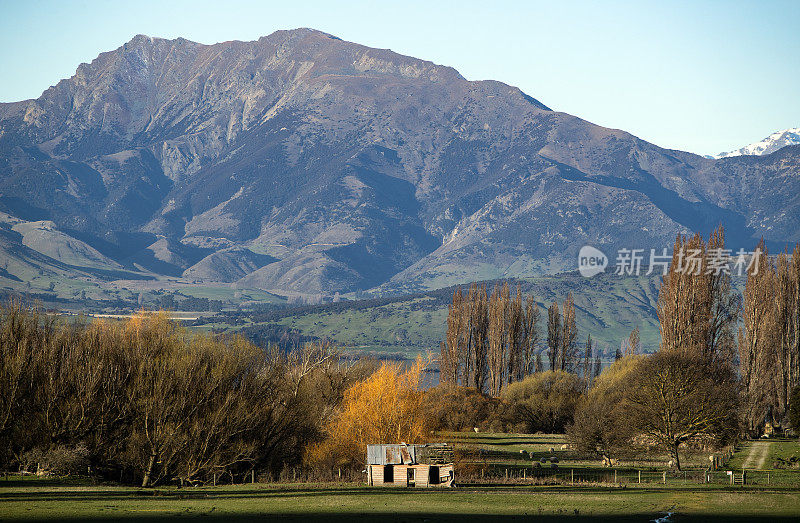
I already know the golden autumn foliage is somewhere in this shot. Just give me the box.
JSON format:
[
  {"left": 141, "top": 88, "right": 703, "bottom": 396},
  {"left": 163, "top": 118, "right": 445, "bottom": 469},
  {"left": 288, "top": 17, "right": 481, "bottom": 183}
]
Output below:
[
  {"left": 305, "top": 356, "right": 430, "bottom": 469},
  {"left": 0, "top": 302, "right": 351, "bottom": 486}
]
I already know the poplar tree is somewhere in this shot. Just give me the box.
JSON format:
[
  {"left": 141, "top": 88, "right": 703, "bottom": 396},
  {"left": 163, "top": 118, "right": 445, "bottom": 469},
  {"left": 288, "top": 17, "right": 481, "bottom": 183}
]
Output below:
[
  {"left": 547, "top": 302, "right": 561, "bottom": 371},
  {"left": 560, "top": 293, "right": 578, "bottom": 372}
]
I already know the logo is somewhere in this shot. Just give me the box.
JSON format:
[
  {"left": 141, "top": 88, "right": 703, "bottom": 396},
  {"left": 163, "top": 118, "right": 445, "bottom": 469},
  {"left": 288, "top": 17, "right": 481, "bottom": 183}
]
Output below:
[{"left": 578, "top": 246, "right": 608, "bottom": 278}]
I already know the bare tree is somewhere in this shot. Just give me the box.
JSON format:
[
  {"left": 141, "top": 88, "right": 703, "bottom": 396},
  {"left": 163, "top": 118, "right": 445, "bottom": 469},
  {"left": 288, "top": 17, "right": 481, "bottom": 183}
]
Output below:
[
  {"left": 506, "top": 286, "right": 525, "bottom": 384},
  {"left": 547, "top": 302, "right": 561, "bottom": 371},
  {"left": 470, "top": 285, "right": 489, "bottom": 392},
  {"left": 440, "top": 288, "right": 464, "bottom": 386},
  {"left": 583, "top": 334, "right": 593, "bottom": 385},
  {"left": 560, "top": 293, "right": 578, "bottom": 372},
  {"left": 626, "top": 351, "right": 738, "bottom": 470},
  {"left": 627, "top": 327, "right": 640, "bottom": 356},
  {"left": 487, "top": 284, "right": 507, "bottom": 396},
  {"left": 522, "top": 295, "right": 540, "bottom": 376}
]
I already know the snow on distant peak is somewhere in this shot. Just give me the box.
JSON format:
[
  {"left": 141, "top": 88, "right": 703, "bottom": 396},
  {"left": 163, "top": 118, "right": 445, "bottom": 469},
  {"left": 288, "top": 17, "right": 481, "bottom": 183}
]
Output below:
[{"left": 712, "top": 128, "right": 800, "bottom": 159}]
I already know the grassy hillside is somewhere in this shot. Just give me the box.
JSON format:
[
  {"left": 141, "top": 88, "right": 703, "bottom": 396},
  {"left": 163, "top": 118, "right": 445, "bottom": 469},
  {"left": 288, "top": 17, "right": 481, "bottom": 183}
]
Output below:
[{"left": 206, "top": 271, "right": 675, "bottom": 359}]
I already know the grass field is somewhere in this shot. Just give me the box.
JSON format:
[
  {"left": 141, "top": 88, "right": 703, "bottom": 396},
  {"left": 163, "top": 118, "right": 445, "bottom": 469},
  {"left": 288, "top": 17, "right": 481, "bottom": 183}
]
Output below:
[
  {"left": 1, "top": 434, "right": 798, "bottom": 522},
  {"left": 1, "top": 480, "right": 799, "bottom": 522}
]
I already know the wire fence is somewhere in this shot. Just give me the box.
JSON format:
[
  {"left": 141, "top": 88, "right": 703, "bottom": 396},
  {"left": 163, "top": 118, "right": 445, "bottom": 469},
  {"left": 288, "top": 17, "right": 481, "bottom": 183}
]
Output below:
[{"left": 456, "top": 464, "right": 798, "bottom": 487}]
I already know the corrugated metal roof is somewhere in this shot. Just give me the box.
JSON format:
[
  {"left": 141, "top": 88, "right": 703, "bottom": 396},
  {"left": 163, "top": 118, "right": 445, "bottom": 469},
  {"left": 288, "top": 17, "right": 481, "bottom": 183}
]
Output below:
[
  {"left": 367, "top": 444, "right": 413, "bottom": 464},
  {"left": 366, "top": 444, "right": 451, "bottom": 465}
]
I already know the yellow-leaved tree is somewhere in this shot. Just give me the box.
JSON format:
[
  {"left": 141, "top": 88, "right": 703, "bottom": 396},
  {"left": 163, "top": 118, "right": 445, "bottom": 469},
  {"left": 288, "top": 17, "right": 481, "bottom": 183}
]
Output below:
[{"left": 305, "top": 356, "right": 430, "bottom": 470}]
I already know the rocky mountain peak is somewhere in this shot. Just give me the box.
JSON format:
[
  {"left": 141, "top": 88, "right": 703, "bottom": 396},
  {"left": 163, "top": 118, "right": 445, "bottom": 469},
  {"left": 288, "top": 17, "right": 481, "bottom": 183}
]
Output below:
[
  {"left": 0, "top": 31, "right": 797, "bottom": 299},
  {"left": 712, "top": 128, "right": 800, "bottom": 159}
]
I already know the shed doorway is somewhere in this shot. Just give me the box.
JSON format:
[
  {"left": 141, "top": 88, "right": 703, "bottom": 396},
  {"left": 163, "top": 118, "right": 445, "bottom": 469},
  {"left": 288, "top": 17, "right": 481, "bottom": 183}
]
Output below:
[{"left": 429, "top": 465, "right": 439, "bottom": 485}]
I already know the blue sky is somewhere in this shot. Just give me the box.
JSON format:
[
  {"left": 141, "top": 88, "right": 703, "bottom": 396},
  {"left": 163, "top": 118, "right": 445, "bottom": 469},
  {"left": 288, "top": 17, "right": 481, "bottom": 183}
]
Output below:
[{"left": 0, "top": 0, "right": 797, "bottom": 156}]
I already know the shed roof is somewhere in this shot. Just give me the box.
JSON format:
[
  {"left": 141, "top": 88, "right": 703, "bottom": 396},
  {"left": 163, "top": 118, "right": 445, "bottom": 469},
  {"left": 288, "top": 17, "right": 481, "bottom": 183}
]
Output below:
[{"left": 366, "top": 444, "right": 452, "bottom": 465}]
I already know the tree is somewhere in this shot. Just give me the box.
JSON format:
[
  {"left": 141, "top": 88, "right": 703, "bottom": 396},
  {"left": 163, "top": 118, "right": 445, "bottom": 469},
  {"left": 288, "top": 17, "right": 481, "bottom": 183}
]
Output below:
[
  {"left": 421, "top": 386, "right": 502, "bottom": 432},
  {"left": 305, "top": 357, "right": 429, "bottom": 469},
  {"left": 440, "top": 288, "right": 464, "bottom": 386},
  {"left": 568, "top": 356, "right": 642, "bottom": 462},
  {"left": 705, "top": 226, "right": 741, "bottom": 364},
  {"left": 501, "top": 371, "right": 585, "bottom": 433},
  {"left": 560, "top": 293, "right": 578, "bottom": 372},
  {"left": 739, "top": 241, "right": 779, "bottom": 432},
  {"left": 625, "top": 351, "right": 738, "bottom": 470},
  {"left": 658, "top": 227, "right": 740, "bottom": 361},
  {"left": 547, "top": 302, "right": 561, "bottom": 371},
  {"left": 789, "top": 385, "right": 800, "bottom": 433},
  {"left": 441, "top": 282, "right": 541, "bottom": 393},
  {"left": 658, "top": 233, "right": 710, "bottom": 355},
  {"left": 522, "top": 295, "right": 540, "bottom": 376},
  {"left": 582, "top": 335, "right": 593, "bottom": 385},
  {"left": 506, "top": 287, "right": 525, "bottom": 384},
  {"left": 740, "top": 241, "right": 800, "bottom": 432},
  {"left": 0, "top": 303, "right": 352, "bottom": 486},
  {"left": 487, "top": 284, "right": 508, "bottom": 396},
  {"left": 626, "top": 326, "right": 640, "bottom": 356},
  {"left": 774, "top": 247, "right": 800, "bottom": 424},
  {"left": 593, "top": 355, "right": 602, "bottom": 378},
  {"left": 469, "top": 284, "right": 489, "bottom": 391},
  {"left": 535, "top": 352, "right": 544, "bottom": 373}
]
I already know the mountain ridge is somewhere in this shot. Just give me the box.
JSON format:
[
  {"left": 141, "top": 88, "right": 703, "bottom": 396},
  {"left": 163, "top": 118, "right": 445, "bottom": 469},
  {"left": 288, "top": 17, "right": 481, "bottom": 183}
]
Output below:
[
  {"left": 711, "top": 128, "right": 800, "bottom": 159},
  {"left": 0, "top": 29, "right": 798, "bottom": 300}
]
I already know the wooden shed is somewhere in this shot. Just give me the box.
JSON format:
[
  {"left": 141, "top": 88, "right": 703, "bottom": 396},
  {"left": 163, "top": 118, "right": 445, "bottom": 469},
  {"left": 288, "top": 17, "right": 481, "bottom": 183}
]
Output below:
[{"left": 366, "top": 443, "right": 454, "bottom": 487}]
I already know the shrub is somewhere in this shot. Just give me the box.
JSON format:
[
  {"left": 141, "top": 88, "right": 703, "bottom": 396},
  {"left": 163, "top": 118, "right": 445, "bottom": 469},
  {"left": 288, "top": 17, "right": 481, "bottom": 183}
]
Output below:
[
  {"left": 501, "top": 371, "right": 584, "bottom": 433},
  {"left": 567, "top": 355, "right": 643, "bottom": 460},
  {"left": 421, "top": 385, "right": 502, "bottom": 432}
]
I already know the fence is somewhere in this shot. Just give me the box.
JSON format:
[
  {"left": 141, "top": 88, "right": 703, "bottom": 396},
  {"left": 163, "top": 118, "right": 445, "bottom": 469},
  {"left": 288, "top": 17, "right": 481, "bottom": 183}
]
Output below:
[{"left": 455, "top": 464, "right": 796, "bottom": 487}]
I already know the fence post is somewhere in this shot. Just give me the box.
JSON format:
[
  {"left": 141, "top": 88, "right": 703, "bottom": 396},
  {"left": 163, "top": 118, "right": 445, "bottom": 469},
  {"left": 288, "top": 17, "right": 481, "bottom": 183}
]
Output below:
[
  {"left": 251, "top": 470, "right": 255, "bottom": 484},
  {"left": 614, "top": 470, "right": 617, "bottom": 484},
  {"left": 662, "top": 471, "right": 666, "bottom": 484},
  {"left": 638, "top": 470, "right": 641, "bottom": 484},
  {"left": 767, "top": 472, "right": 770, "bottom": 485},
  {"left": 571, "top": 469, "right": 574, "bottom": 485}
]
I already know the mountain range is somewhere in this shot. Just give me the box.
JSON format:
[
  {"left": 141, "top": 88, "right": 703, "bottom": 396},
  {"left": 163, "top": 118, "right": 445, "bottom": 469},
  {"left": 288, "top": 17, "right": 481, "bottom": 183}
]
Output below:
[
  {"left": 712, "top": 128, "right": 800, "bottom": 159},
  {"left": 1, "top": 28, "right": 798, "bottom": 303}
]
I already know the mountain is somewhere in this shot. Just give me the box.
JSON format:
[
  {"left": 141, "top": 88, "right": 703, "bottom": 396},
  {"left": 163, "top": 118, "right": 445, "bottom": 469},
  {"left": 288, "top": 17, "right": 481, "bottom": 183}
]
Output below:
[
  {"left": 712, "top": 128, "right": 800, "bottom": 159},
  {"left": 1, "top": 29, "right": 798, "bottom": 301}
]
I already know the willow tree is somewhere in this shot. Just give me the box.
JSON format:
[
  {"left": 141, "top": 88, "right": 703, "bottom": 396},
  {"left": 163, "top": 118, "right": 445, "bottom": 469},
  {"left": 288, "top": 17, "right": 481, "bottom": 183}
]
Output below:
[{"left": 305, "top": 357, "right": 429, "bottom": 469}]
